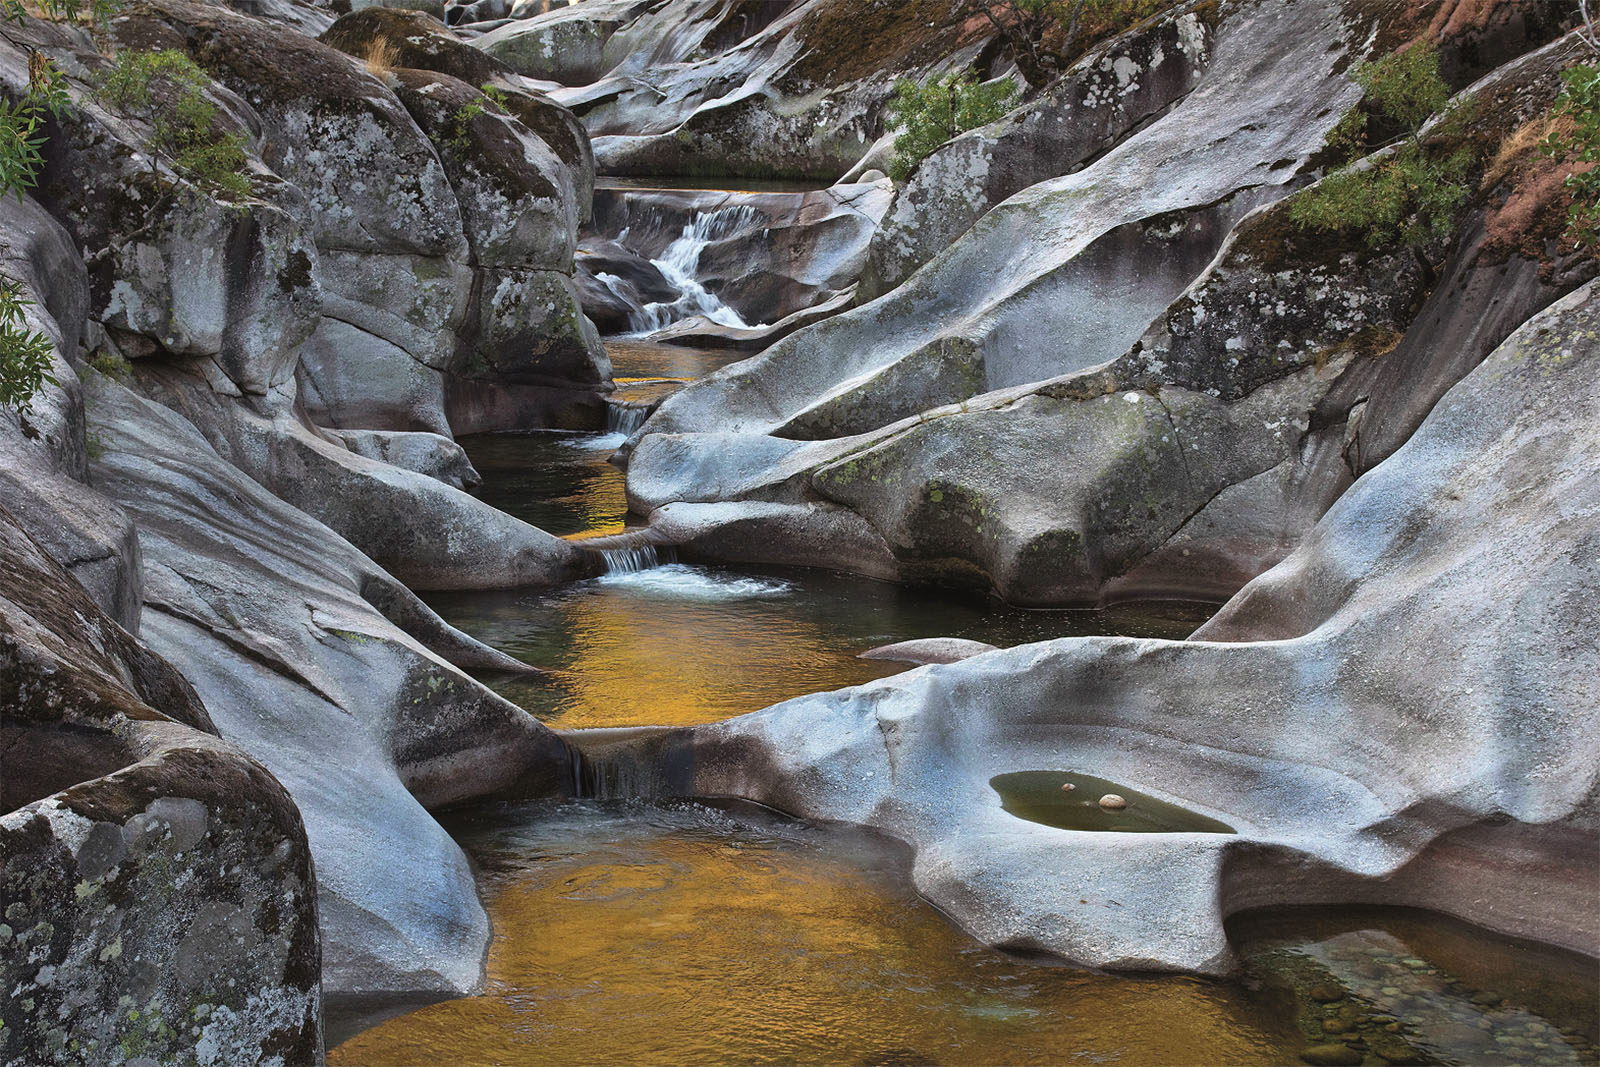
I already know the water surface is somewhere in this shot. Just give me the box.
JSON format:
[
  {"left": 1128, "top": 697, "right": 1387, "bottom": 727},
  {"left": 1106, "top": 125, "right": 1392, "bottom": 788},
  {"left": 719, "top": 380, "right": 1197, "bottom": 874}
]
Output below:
[
  {"left": 425, "top": 569, "right": 1207, "bottom": 730},
  {"left": 991, "top": 770, "right": 1236, "bottom": 834},
  {"left": 447, "top": 415, "right": 1212, "bottom": 730},
  {"left": 331, "top": 802, "right": 1599, "bottom": 1067},
  {"left": 329, "top": 800, "right": 1295, "bottom": 1066}
]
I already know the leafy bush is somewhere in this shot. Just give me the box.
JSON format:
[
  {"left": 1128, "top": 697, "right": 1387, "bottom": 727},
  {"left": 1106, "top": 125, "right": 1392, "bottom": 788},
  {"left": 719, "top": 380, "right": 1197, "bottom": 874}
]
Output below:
[
  {"left": 0, "top": 283, "right": 58, "bottom": 415},
  {"left": 1542, "top": 61, "right": 1600, "bottom": 251},
  {"left": 97, "top": 49, "right": 251, "bottom": 200},
  {"left": 446, "top": 85, "right": 512, "bottom": 150},
  {"left": 1291, "top": 43, "right": 1472, "bottom": 250},
  {"left": 886, "top": 72, "right": 1018, "bottom": 181},
  {"left": 0, "top": 31, "right": 76, "bottom": 414}
]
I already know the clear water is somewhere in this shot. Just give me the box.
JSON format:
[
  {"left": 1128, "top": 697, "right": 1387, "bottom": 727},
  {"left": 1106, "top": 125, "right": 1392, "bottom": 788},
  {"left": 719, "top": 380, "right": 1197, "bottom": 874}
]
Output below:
[
  {"left": 330, "top": 802, "right": 1599, "bottom": 1067},
  {"left": 991, "top": 770, "right": 1237, "bottom": 834},
  {"left": 424, "top": 567, "right": 1207, "bottom": 730},
  {"left": 446, "top": 388, "right": 1212, "bottom": 730}
]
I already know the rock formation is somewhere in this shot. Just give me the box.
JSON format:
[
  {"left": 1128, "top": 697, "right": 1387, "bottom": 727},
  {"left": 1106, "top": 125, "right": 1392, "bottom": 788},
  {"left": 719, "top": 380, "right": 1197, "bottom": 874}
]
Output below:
[
  {"left": 3, "top": 0, "right": 1597, "bottom": 1061},
  {"left": 1, "top": 0, "right": 604, "bottom": 1056},
  {"left": 589, "top": 281, "right": 1600, "bottom": 974},
  {"left": 623, "top": 0, "right": 1592, "bottom": 608}
]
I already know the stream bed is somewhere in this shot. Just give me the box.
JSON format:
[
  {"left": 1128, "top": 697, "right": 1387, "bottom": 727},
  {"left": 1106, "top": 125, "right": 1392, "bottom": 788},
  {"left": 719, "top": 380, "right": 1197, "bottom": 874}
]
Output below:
[
  {"left": 331, "top": 798, "right": 1598, "bottom": 1067},
  {"left": 332, "top": 341, "right": 1598, "bottom": 1065}
]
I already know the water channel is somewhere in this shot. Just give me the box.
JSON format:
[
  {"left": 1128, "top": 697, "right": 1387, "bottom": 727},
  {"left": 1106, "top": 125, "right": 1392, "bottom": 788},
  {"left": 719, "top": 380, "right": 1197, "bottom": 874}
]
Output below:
[{"left": 331, "top": 341, "right": 1600, "bottom": 1065}]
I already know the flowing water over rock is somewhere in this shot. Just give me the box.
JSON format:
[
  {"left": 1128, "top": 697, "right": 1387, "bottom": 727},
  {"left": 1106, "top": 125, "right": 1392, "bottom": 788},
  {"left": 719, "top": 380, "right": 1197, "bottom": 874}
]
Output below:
[
  {"left": 345, "top": 340, "right": 1599, "bottom": 1064},
  {"left": 430, "top": 367, "right": 1211, "bottom": 729},
  {"left": 628, "top": 205, "right": 764, "bottom": 333}
]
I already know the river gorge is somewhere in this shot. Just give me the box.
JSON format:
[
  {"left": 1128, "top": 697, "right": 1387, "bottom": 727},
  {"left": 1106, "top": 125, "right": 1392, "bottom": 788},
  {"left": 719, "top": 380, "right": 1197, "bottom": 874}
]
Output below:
[{"left": 1, "top": 0, "right": 1597, "bottom": 1065}]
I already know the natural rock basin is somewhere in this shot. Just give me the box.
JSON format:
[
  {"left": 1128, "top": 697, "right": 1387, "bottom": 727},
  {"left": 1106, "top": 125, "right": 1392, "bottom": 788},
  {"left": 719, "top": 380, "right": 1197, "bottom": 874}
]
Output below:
[
  {"left": 329, "top": 801, "right": 1598, "bottom": 1066},
  {"left": 991, "top": 771, "right": 1237, "bottom": 835}
]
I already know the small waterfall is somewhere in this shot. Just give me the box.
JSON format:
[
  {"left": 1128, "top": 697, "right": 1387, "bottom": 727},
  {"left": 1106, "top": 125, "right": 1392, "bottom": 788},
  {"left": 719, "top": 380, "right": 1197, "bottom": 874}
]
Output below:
[
  {"left": 571, "top": 752, "right": 670, "bottom": 801},
  {"left": 605, "top": 400, "right": 652, "bottom": 436},
  {"left": 600, "top": 544, "right": 664, "bottom": 573},
  {"left": 564, "top": 726, "right": 694, "bottom": 801},
  {"left": 630, "top": 205, "right": 764, "bottom": 333}
]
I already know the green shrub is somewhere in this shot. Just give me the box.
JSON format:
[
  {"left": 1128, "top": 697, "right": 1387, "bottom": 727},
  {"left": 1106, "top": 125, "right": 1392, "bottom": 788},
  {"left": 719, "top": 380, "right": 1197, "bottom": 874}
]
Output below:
[
  {"left": 0, "top": 283, "right": 58, "bottom": 415},
  {"left": 97, "top": 49, "right": 251, "bottom": 201},
  {"left": 88, "top": 348, "right": 131, "bottom": 380},
  {"left": 1291, "top": 43, "right": 1472, "bottom": 250},
  {"left": 0, "top": 46, "right": 74, "bottom": 414},
  {"left": 1543, "top": 61, "right": 1600, "bottom": 251},
  {"left": 886, "top": 72, "right": 1019, "bottom": 182}
]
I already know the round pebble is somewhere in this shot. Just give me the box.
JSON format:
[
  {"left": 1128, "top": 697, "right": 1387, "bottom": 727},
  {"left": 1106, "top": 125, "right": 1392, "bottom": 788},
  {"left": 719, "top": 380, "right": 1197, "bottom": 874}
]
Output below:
[
  {"left": 1098, "top": 794, "right": 1127, "bottom": 810},
  {"left": 1060, "top": 782, "right": 1075, "bottom": 791}
]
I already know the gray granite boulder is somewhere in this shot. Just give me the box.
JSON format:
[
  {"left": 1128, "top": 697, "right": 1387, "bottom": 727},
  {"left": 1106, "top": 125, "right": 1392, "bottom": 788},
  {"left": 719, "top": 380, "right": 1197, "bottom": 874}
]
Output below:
[
  {"left": 605, "top": 281, "right": 1600, "bottom": 974},
  {"left": 0, "top": 507, "right": 322, "bottom": 1067},
  {"left": 480, "top": 0, "right": 997, "bottom": 180},
  {"left": 863, "top": 0, "right": 1219, "bottom": 297},
  {"left": 625, "top": 15, "right": 1593, "bottom": 608},
  {"left": 637, "top": 0, "right": 1359, "bottom": 445},
  {"left": 80, "top": 374, "right": 573, "bottom": 1007}
]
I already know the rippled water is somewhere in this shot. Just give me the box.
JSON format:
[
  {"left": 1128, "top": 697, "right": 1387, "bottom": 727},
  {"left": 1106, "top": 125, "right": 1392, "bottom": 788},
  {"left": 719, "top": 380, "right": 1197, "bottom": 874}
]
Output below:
[
  {"left": 438, "top": 416, "right": 1211, "bottom": 730},
  {"left": 423, "top": 565, "right": 1205, "bottom": 730},
  {"left": 332, "top": 802, "right": 1599, "bottom": 1067},
  {"left": 329, "top": 801, "right": 1294, "bottom": 1066}
]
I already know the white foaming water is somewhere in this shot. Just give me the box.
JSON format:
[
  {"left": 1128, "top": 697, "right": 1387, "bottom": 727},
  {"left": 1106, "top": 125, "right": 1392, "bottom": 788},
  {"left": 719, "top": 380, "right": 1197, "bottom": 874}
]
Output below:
[
  {"left": 596, "top": 562, "right": 791, "bottom": 600},
  {"left": 568, "top": 431, "right": 629, "bottom": 451},
  {"left": 607, "top": 401, "right": 651, "bottom": 436},
  {"left": 630, "top": 206, "right": 764, "bottom": 333}
]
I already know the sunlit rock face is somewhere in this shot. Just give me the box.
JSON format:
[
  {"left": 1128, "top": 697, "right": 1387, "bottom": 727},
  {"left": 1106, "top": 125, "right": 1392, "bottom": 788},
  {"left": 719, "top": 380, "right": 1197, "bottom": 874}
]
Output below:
[
  {"left": 670, "top": 284, "right": 1600, "bottom": 974},
  {"left": 624, "top": 2, "right": 1593, "bottom": 607}
]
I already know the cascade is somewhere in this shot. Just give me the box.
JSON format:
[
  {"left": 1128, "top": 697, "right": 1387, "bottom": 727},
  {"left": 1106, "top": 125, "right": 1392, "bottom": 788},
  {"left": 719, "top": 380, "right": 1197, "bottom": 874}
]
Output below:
[
  {"left": 630, "top": 205, "right": 764, "bottom": 333},
  {"left": 605, "top": 400, "right": 652, "bottom": 436},
  {"left": 599, "top": 542, "right": 678, "bottom": 573}
]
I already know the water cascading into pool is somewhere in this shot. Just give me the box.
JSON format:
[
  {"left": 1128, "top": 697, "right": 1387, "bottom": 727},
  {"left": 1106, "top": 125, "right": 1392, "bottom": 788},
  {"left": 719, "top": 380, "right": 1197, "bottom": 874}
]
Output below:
[
  {"left": 630, "top": 205, "right": 764, "bottom": 333},
  {"left": 601, "top": 543, "right": 666, "bottom": 573},
  {"left": 605, "top": 400, "right": 652, "bottom": 437}
]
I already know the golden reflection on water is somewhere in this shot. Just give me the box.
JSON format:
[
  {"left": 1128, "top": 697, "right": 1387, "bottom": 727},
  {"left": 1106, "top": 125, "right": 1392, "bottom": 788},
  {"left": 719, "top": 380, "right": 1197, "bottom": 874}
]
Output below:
[
  {"left": 423, "top": 572, "right": 1208, "bottom": 731},
  {"left": 331, "top": 802, "right": 1294, "bottom": 1067}
]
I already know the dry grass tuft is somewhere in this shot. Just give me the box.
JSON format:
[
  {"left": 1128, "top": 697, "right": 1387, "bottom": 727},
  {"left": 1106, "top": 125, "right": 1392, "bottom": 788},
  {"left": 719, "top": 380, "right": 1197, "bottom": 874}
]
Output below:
[
  {"left": 363, "top": 39, "right": 401, "bottom": 79},
  {"left": 1482, "top": 114, "right": 1562, "bottom": 191}
]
